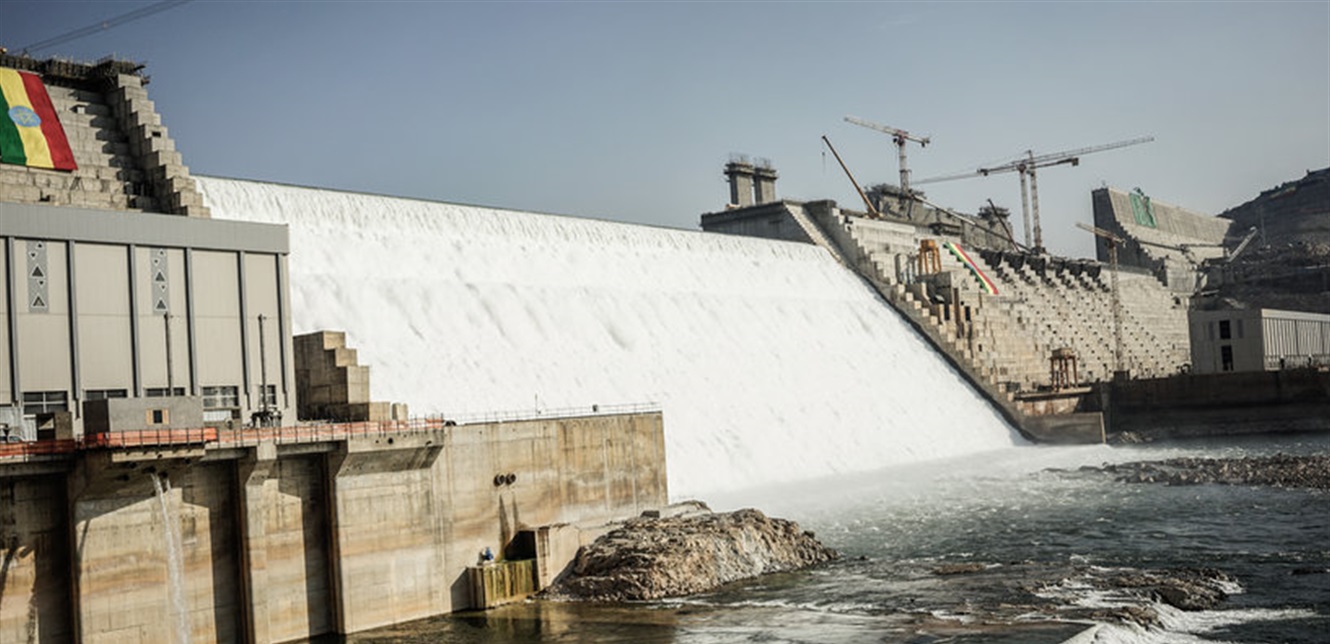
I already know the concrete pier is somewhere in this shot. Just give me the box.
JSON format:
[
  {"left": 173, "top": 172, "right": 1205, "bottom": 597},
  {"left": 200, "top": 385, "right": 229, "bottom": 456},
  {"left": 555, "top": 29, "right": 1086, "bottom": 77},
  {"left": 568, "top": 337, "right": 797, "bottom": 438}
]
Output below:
[{"left": 0, "top": 410, "right": 666, "bottom": 643}]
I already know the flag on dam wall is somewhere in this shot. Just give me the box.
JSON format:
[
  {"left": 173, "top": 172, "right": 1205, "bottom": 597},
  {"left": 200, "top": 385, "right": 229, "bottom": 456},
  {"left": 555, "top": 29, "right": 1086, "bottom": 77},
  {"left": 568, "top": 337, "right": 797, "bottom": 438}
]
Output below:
[
  {"left": 942, "top": 241, "right": 999, "bottom": 296},
  {"left": 0, "top": 68, "right": 77, "bottom": 171}
]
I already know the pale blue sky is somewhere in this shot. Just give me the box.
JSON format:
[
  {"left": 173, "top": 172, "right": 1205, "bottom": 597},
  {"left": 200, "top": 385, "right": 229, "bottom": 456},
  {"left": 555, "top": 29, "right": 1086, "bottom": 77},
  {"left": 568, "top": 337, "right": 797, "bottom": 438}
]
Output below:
[{"left": 4, "top": 1, "right": 1327, "bottom": 257}]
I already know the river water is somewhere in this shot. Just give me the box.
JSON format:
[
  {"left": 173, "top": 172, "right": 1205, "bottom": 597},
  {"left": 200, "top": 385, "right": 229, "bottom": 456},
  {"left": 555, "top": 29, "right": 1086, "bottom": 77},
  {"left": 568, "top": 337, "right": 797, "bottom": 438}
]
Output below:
[{"left": 333, "top": 434, "right": 1330, "bottom": 644}]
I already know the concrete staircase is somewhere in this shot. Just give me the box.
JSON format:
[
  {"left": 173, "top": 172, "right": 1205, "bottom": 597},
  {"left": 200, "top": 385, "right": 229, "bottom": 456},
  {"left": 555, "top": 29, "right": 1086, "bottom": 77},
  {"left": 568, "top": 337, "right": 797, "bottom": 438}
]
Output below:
[{"left": 795, "top": 207, "right": 1194, "bottom": 443}]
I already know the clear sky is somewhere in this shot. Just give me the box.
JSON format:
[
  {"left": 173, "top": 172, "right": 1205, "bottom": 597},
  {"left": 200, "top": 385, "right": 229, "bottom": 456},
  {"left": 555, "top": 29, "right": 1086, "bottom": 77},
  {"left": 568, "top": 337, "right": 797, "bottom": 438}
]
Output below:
[{"left": 4, "top": 1, "right": 1327, "bottom": 258}]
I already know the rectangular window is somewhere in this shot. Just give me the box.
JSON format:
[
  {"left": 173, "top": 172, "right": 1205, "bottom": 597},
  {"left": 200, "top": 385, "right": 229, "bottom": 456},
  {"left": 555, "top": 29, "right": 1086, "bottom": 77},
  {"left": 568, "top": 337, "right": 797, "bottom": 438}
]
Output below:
[
  {"left": 202, "top": 385, "right": 240, "bottom": 409},
  {"left": 1221, "top": 345, "right": 1234, "bottom": 372},
  {"left": 22, "top": 391, "right": 68, "bottom": 416},
  {"left": 86, "top": 389, "right": 128, "bottom": 401},
  {"left": 203, "top": 409, "right": 233, "bottom": 423},
  {"left": 146, "top": 409, "right": 169, "bottom": 425},
  {"left": 258, "top": 384, "right": 277, "bottom": 407},
  {"left": 1219, "top": 320, "right": 1232, "bottom": 340},
  {"left": 144, "top": 387, "right": 186, "bottom": 397}
]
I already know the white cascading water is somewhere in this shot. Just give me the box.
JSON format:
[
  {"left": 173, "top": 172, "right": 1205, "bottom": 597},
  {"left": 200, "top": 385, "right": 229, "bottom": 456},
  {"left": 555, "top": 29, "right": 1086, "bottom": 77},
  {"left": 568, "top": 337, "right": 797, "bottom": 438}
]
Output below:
[
  {"left": 199, "top": 177, "right": 1021, "bottom": 498},
  {"left": 150, "top": 474, "right": 190, "bottom": 644}
]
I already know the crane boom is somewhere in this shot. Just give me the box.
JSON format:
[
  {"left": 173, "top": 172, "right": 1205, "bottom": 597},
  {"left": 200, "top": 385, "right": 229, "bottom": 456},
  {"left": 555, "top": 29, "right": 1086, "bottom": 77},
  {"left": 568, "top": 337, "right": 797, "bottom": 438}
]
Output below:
[
  {"left": 843, "top": 115, "right": 930, "bottom": 195},
  {"left": 821, "top": 135, "right": 881, "bottom": 218},
  {"left": 914, "top": 136, "right": 1153, "bottom": 252},
  {"left": 979, "top": 136, "right": 1155, "bottom": 175},
  {"left": 1075, "top": 221, "right": 1124, "bottom": 243},
  {"left": 843, "top": 116, "right": 931, "bottom": 145}
]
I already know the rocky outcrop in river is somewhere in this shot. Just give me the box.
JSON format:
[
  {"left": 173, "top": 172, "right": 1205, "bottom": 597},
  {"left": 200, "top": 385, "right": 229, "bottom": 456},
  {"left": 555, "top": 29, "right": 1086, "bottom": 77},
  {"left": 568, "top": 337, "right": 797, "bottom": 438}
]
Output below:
[
  {"left": 542, "top": 507, "right": 838, "bottom": 601},
  {"left": 1094, "top": 454, "right": 1330, "bottom": 489}
]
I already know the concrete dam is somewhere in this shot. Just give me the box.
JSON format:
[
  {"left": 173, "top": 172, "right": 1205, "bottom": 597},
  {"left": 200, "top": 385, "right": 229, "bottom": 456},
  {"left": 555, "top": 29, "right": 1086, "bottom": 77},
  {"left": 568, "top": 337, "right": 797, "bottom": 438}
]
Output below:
[{"left": 196, "top": 177, "right": 1021, "bottom": 498}]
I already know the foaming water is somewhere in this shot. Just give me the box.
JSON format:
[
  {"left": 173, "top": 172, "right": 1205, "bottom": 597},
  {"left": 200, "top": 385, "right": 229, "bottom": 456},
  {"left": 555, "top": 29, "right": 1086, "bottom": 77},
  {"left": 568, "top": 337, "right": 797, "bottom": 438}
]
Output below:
[{"left": 200, "top": 177, "right": 1019, "bottom": 497}]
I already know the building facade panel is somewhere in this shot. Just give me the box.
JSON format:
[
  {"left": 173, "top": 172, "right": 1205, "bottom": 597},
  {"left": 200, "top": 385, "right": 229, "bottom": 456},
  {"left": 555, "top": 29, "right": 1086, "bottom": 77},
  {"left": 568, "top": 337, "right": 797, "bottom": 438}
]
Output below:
[
  {"left": 191, "top": 250, "right": 245, "bottom": 417},
  {"left": 15, "top": 239, "right": 73, "bottom": 395},
  {"left": 73, "top": 242, "right": 134, "bottom": 394},
  {"left": 242, "top": 253, "right": 287, "bottom": 414},
  {"left": 135, "top": 246, "right": 191, "bottom": 395},
  {"left": 2, "top": 205, "right": 290, "bottom": 435},
  {"left": 1, "top": 241, "right": 10, "bottom": 402}
]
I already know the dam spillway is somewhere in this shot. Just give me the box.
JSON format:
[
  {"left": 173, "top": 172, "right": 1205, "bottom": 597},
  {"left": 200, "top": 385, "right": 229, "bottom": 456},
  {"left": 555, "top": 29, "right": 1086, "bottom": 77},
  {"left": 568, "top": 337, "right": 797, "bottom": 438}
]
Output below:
[{"left": 198, "top": 177, "right": 1020, "bottom": 497}]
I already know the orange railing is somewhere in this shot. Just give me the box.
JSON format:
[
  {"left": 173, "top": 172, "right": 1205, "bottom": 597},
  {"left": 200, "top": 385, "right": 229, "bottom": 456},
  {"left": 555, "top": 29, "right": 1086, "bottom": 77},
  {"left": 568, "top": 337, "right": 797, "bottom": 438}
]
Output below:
[
  {"left": 0, "top": 439, "right": 78, "bottom": 458},
  {"left": 0, "top": 402, "right": 662, "bottom": 461},
  {"left": 84, "top": 427, "right": 218, "bottom": 448}
]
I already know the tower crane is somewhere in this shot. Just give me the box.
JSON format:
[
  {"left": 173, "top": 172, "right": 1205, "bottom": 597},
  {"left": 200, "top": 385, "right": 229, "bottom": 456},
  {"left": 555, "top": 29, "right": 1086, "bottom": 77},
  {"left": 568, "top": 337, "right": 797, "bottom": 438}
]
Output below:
[
  {"left": 917, "top": 136, "right": 1154, "bottom": 254},
  {"left": 1076, "top": 222, "right": 1126, "bottom": 378},
  {"left": 843, "top": 116, "right": 930, "bottom": 196}
]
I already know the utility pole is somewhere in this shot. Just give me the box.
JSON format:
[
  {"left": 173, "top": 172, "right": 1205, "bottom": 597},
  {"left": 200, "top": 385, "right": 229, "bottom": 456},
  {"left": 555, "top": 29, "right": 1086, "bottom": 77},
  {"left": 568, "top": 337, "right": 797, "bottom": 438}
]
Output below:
[
  {"left": 164, "top": 312, "right": 174, "bottom": 395},
  {"left": 258, "top": 314, "right": 269, "bottom": 424}
]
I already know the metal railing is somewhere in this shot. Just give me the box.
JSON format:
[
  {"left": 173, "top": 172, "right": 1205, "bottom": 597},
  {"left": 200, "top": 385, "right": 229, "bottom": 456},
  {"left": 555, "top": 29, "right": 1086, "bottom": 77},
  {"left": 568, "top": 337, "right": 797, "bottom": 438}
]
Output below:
[
  {"left": 0, "top": 402, "right": 663, "bottom": 461},
  {"left": 0, "top": 439, "right": 78, "bottom": 458}
]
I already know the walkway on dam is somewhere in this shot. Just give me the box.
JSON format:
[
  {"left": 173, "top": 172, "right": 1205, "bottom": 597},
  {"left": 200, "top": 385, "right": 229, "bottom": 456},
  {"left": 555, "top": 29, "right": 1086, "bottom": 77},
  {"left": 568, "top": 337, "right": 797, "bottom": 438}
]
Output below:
[{"left": 0, "top": 402, "right": 660, "bottom": 462}]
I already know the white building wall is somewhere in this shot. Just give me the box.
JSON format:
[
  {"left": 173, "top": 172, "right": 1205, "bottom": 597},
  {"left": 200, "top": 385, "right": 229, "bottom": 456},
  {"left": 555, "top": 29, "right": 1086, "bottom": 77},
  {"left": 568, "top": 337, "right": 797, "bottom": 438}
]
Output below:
[
  {"left": 74, "top": 243, "right": 133, "bottom": 393},
  {"left": 3, "top": 204, "right": 292, "bottom": 435}
]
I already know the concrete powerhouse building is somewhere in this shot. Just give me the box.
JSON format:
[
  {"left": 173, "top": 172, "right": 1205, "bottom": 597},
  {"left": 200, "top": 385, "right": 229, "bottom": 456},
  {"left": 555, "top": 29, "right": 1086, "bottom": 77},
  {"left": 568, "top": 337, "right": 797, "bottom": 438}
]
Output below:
[{"left": 1, "top": 54, "right": 295, "bottom": 440}]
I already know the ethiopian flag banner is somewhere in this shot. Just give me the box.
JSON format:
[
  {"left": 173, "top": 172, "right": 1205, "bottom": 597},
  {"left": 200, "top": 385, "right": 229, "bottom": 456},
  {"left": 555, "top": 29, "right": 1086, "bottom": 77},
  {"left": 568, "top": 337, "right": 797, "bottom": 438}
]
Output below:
[
  {"left": 0, "top": 68, "right": 77, "bottom": 171},
  {"left": 942, "top": 241, "right": 999, "bottom": 296}
]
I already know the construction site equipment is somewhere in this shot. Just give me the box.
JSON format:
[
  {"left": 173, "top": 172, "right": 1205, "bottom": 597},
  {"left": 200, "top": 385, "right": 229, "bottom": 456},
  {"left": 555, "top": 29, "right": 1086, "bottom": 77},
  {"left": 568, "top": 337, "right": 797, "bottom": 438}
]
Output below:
[
  {"left": 1049, "top": 347, "right": 1079, "bottom": 390},
  {"left": 918, "top": 137, "right": 1154, "bottom": 253},
  {"left": 843, "top": 116, "right": 930, "bottom": 196},
  {"left": 821, "top": 135, "right": 881, "bottom": 218},
  {"left": 1076, "top": 222, "right": 1126, "bottom": 377},
  {"left": 918, "top": 240, "right": 942, "bottom": 275},
  {"left": 1226, "top": 227, "right": 1260, "bottom": 263}
]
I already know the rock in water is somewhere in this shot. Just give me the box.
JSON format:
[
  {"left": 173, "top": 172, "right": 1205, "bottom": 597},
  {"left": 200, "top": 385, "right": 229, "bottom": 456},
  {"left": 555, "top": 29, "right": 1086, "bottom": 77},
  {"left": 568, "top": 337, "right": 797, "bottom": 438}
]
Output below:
[{"left": 542, "top": 508, "right": 838, "bottom": 601}]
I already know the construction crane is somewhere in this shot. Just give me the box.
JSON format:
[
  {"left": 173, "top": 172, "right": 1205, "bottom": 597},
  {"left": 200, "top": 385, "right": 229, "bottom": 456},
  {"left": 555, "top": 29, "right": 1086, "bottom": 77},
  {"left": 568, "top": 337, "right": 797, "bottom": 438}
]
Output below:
[
  {"left": 917, "top": 136, "right": 1154, "bottom": 254},
  {"left": 843, "top": 116, "right": 930, "bottom": 196},
  {"left": 1226, "top": 227, "right": 1260, "bottom": 263},
  {"left": 1076, "top": 222, "right": 1126, "bottom": 377}
]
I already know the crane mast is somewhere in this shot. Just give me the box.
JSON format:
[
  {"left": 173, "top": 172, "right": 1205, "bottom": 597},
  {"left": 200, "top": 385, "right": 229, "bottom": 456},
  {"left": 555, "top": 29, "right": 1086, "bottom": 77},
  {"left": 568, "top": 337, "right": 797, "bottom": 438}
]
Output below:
[
  {"left": 844, "top": 116, "right": 930, "bottom": 196},
  {"left": 1076, "top": 222, "right": 1127, "bottom": 377}
]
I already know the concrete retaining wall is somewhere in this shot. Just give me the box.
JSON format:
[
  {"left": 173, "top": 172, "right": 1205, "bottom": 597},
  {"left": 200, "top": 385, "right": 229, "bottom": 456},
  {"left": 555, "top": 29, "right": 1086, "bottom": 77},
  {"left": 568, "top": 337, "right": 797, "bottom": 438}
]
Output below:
[
  {"left": 1108, "top": 371, "right": 1330, "bottom": 439},
  {"left": 0, "top": 411, "right": 666, "bottom": 643}
]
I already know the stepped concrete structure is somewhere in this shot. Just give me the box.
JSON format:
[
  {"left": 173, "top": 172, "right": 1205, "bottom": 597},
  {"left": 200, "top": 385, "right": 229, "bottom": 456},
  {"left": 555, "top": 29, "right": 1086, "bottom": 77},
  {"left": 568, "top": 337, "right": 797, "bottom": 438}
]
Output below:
[
  {"left": 703, "top": 170, "right": 1221, "bottom": 442},
  {"left": 294, "top": 331, "right": 407, "bottom": 422},
  {"left": 704, "top": 164, "right": 1330, "bottom": 442},
  {"left": 0, "top": 54, "right": 209, "bottom": 216}
]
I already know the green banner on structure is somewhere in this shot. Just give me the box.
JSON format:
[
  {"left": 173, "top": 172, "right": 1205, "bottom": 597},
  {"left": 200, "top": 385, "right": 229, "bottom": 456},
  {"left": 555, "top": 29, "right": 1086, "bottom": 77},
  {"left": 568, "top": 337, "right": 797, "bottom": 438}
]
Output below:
[{"left": 1130, "top": 188, "right": 1156, "bottom": 228}]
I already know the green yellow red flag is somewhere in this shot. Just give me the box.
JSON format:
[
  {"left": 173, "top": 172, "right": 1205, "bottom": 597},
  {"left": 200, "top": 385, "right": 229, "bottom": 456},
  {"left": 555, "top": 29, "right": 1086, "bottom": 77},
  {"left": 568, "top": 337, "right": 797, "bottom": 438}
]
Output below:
[{"left": 0, "top": 68, "right": 77, "bottom": 171}]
